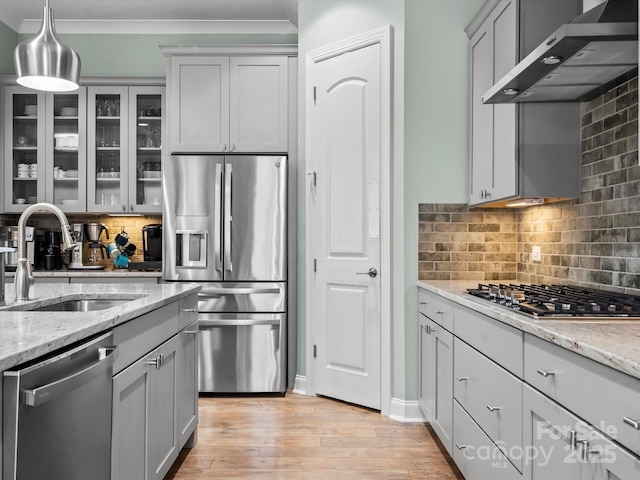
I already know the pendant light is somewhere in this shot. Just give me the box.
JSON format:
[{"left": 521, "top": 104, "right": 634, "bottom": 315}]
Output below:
[{"left": 14, "top": 0, "right": 80, "bottom": 92}]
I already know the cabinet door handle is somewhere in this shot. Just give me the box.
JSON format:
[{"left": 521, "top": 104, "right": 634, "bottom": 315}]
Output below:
[
  {"left": 146, "top": 354, "right": 164, "bottom": 369},
  {"left": 537, "top": 368, "right": 555, "bottom": 377},
  {"left": 231, "top": 144, "right": 236, "bottom": 152},
  {"left": 486, "top": 405, "right": 501, "bottom": 412},
  {"left": 426, "top": 325, "right": 436, "bottom": 335},
  {"left": 121, "top": 205, "right": 126, "bottom": 212},
  {"left": 455, "top": 443, "right": 468, "bottom": 450},
  {"left": 456, "top": 376, "right": 469, "bottom": 382},
  {"left": 419, "top": 301, "right": 427, "bottom": 305},
  {"left": 223, "top": 144, "right": 228, "bottom": 151},
  {"left": 578, "top": 440, "right": 600, "bottom": 462},
  {"left": 623, "top": 417, "right": 640, "bottom": 430},
  {"left": 130, "top": 204, "right": 134, "bottom": 212},
  {"left": 183, "top": 308, "right": 197, "bottom": 313}
]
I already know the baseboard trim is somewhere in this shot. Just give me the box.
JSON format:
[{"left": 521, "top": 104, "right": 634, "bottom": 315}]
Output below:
[
  {"left": 292, "top": 375, "right": 308, "bottom": 395},
  {"left": 389, "top": 397, "right": 425, "bottom": 423}
]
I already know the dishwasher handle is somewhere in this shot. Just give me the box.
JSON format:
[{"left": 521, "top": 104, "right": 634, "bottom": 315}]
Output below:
[{"left": 22, "top": 346, "right": 118, "bottom": 407}]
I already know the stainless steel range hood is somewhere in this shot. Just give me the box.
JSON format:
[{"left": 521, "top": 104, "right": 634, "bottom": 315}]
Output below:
[{"left": 483, "top": 0, "right": 638, "bottom": 104}]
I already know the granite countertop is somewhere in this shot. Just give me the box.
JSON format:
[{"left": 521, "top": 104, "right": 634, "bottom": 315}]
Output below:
[
  {"left": 418, "top": 280, "right": 640, "bottom": 381},
  {"left": 0, "top": 282, "right": 201, "bottom": 372}
]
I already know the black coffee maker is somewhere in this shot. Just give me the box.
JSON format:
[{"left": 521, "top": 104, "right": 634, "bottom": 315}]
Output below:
[
  {"left": 43, "top": 231, "right": 62, "bottom": 270},
  {"left": 142, "top": 224, "right": 162, "bottom": 261}
]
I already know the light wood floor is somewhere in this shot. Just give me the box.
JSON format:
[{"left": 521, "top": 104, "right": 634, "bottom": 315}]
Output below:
[{"left": 165, "top": 391, "right": 464, "bottom": 479}]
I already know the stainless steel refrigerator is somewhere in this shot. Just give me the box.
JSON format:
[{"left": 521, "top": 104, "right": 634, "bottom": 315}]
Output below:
[{"left": 163, "top": 154, "right": 287, "bottom": 393}]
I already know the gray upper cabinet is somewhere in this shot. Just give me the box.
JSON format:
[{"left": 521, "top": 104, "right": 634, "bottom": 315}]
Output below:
[
  {"left": 466, "top": 0, "right": 582, "bottom": 207},
  {"left": 167, "top": 56, "right": 230, "bottom": 153},
  {"left": 3, "top": 87, "right": 87, "bottom": 213},
  {"left": 163, "top": 46, "right": 296, "bottom": 154}
]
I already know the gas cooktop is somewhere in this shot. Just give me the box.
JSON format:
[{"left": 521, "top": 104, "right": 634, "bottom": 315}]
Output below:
[{"left": 466, "top": 283, "right": 640, "bottom": 319}]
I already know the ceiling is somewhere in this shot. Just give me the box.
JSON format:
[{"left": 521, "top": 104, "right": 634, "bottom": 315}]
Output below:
[{"left": 0, "top": 0, "right": 298, "bottom": 35}]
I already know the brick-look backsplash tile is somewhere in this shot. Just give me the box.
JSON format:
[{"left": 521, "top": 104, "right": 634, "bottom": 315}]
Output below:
[
  {"left": 418, "top": 77, "right": 640, "bottom": 293},
  {"left": 418, "top": 204, "right": 517, "bottom": 282}
]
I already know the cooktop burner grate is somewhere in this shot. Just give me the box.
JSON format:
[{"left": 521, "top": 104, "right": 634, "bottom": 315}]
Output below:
[{"left": 466, "top": 283, "right": 640, "bottom": 318}]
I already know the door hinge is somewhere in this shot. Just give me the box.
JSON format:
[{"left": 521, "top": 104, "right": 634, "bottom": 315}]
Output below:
[
  {"left": 313, "top": 86, "right": 317, "bottom": 104},
  {"left": 313, "top": 345, "right": 317, "bottom": 358},
  {"left": 313, "top": 258, "right": 317, "bottom": 272}
]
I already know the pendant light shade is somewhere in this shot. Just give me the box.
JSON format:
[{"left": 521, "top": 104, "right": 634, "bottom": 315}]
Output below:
[{"left": 14, "top": 0, "right": 80, "bottom": 92}]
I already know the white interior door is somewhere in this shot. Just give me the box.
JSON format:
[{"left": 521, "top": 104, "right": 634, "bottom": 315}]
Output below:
[{"left": 310, "top": 42, "right": 382, "bottom": 410}]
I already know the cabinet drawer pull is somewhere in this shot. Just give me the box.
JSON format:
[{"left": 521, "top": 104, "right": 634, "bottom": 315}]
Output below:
[
  {"left": 184, "top": 330, "right": 198, "bottom": 335},
  {"left": 486, "top": 405, "right": 501, "bottom": 412},
  {"left": 623, "top": 417, "right": 640, "bottom": 430},
  {"left": 419, "top": 301, "right": 427, "bottom": 305},
  {"left": 183, "top": 308, "right": 197, "bottom": 313},
  {"left": 537, "top": 368, "right": 555, "bottom": 377},
  {"left": 434, "top": 310, "right": 444, "bottom": 315},
  {"left": 456, "top": 376, "right": 469, "bottom": 382},
  {"left": 455, "top": 443, "right": 468, "bottom": 450}
]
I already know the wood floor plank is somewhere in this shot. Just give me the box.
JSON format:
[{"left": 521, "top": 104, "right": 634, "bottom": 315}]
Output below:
[{"left": 164, "top": 392, "right": 464, "bottom": 480}]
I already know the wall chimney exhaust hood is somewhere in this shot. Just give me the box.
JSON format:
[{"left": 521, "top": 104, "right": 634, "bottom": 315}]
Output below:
[{"left": 483, "top": 0, "right": 638, "bottom": 104}]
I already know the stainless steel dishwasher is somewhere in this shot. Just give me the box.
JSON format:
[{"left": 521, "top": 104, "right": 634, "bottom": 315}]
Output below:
[{"left": 3, "top": 331, "right": 117, "bottom": 480}]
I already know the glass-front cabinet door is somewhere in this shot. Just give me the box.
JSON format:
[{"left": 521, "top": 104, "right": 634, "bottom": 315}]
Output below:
[
  {"left": 87, "top": 86, "right": 129, "bottom": 213},
  {"left": 3, "top": 87, "right": 46, "bottom": 212},
  {"left": 45, "top": 90, "right": 87, "bottom": 212},
  {"left": 129, "top": 86, "right": 164, "bottom": 213}
]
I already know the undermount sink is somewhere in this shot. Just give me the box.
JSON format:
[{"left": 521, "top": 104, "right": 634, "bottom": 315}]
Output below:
[
  {"left": 4, "top": 296, "right": 145, "bottom": 312},
  {"left": 29, "top": 299, "right": 132, "bottom": 312}
]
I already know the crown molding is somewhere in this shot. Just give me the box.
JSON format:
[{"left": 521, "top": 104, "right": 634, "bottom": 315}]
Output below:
[
  {"left": 160, "top": 44, "right": 297, "bottom": 56},
  {"left": 0, "top": 4, "right": 22, "bottom": 32},
  {"left": 14, "top": 19, "right": 298, "bottom": 35}
]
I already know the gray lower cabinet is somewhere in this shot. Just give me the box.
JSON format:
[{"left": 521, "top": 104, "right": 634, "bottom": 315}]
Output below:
[
  {"left": 523, "top": 384, "right": 640, "bottom": 480},
  {"left": 112, "top": 334, "right": 179, "bottom": 480},
  {"left": 111, "top": 294, "right": 199, "bottom": 480},
  {"left": 177, "top": 319, "right": 199, "bottom": 447},
  {"left": 418, "top": 285, "right": 640, "bottom": 480},
  {"left": 418, "top": 291, "right": 454, "bottom": 454}
]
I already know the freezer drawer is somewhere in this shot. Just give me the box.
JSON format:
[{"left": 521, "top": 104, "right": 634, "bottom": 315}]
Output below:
[
  {"left": 198, "top": 282, "right": 286, "bottom": 313},
  {"left": 198, "top": 313, "right": 286, "bottom": 393}
]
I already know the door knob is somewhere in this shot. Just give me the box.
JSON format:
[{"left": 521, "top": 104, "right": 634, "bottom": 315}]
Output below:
[{"left": 356, "top": 267, "right": 378, "bottom": 278}]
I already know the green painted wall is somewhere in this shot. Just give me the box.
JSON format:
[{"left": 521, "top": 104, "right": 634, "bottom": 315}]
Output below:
[
  {"left": 403, "top": 0, "right": 483, "bottom": 400},
  {"left": 4, "top": 32, "right": 297, "bottom": 76},
  {"left": 0, "top": 20, "right": 18, "bottom": 73}
]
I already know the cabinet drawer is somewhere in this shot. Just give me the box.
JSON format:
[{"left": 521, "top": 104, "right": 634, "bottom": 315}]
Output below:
[
  {"left": 454, "top": 338, "right": 523, "bottom": 471},
  {"left": 455, "top": 304, "right": 523, "bottom": 377},
  {"left": 418, "top": 288, "right": 453, "bottom": 331},
  {"left": 179, "top": 294, "right": 198, "bottom": 329},
  {"left": 525, "top": 334, "right": 640, "bottom": 456},
  {"left": 453, "top": 401, "right": 521, "bottom": 480},
  {"left": 112, "top": 302, "right": 180, "bottom": 374}
]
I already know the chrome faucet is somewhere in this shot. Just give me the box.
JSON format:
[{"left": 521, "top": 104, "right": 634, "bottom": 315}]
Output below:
[{"left": 14, "top": 203, "right": 78, "bottom": 301}]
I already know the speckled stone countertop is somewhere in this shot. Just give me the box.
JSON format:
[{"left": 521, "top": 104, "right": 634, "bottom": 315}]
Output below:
[
  {"left": 418, "top": 280, "right": 640, "bottom": 381},
  {"left": 0, "top": 282, "right": 200, "bottom": 371}
]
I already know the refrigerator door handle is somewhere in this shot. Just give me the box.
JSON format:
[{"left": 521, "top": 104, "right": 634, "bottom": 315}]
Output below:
[
  {"left": 199, "top": 287, "right": 281, "bottom": 296},
  {"left": 214, "top": 163, "right": 223, "bottom": 272},
  {"left": 224, "top": 163, "right": 233, "bottom": 272},
  {"left": 199, "top": 318, "right": 281, "bottom": 328}
]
